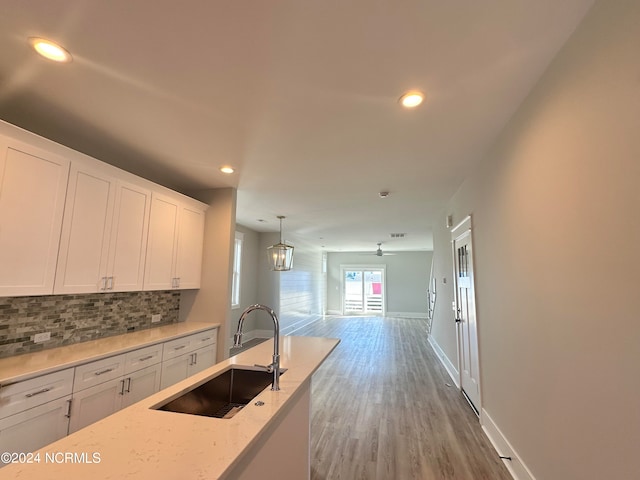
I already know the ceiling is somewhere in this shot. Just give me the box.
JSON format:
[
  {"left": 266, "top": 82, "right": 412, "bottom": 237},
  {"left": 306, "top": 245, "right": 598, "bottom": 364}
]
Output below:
[{"left": 0, "top": 0, "right": 593, "bottom": 253}]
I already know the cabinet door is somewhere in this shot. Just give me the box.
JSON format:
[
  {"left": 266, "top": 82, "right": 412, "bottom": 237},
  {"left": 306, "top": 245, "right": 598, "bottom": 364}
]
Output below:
[
  {"left": 107, "top": 180, "right": 151, "bottom": 292},
  {"left": 0, "top": 395, "right": 71, "bottom": 455},
  {"left": 188, "top": 344, "right": 217, "bottom": 377},
  {"left": 175, "top": 204, "right": 205, "bottom": 289},
  {"left": 68, "top": 378, "right": 123, "bottom": 434},
  {"left": 121, "top": 364, "right": 161, "bottom": 408},
  {"left": 143, "top": 193, "right": 179, "bottom": 290},
  {"left": 0, "top": 139, "right": 70, "bottom": 296},
  {"left": 54, "top": 165, "right": 116, "bottom": 294},
  {"left": 159, "top": 354, "right": 191, "bottom": 390}
]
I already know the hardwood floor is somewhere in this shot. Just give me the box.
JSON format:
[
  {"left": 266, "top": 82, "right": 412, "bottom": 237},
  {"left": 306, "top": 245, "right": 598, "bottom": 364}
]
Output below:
[{"left": 294, "top": 316, "right": 511, "bottom": 480}]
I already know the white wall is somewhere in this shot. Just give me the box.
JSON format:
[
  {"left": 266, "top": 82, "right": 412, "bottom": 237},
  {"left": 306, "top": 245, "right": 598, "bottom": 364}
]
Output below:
[
  {"left": 180, "top": 187, "right": 236, "bottom": 362},
  {"left": 326, "top": 251, "right": 432, "bottom": 317},
  {"left": 255, "top": 233, "right": 324, "bottom": 335},
  {"left": 232, "top": 225, "right": 260, "bottom": 332},
  {"left": 430, "top": 2, "right": 640, "bottom": 479}
]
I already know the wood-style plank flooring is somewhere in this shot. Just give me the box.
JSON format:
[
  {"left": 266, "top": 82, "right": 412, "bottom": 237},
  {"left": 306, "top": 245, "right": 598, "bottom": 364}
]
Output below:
[{"left": 294, "top": 316, "right": 511, "bottom": 480}]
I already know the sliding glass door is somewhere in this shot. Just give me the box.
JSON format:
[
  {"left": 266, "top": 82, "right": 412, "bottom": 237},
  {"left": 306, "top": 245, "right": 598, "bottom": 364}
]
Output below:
[{"left": 342, "top": 266, "right": 385, "bottom": 314}]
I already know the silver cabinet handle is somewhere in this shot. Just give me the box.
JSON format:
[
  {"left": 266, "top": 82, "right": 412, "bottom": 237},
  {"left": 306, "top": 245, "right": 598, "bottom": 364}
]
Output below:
[
  {"left": 193, "top": 352, "right": 198, "bottom": 364},
  {"left": 100, "top": 276, "right": 107, "bottom": 291},
  {"left": 65, "top": 399, "right": 72, "bottom": 418},
  {"left": 139, "top": 355, "right": 154, "bottom": 361},
  {"left": 119, "top": 379, "right": 125, "bottom": 395},
  {"left": 95, "top": 367, "right": 115, "bottom": 376},
  {"left": 201, "top": 337, "right": 211, "bottom": 342},
  {"left": 25, "top": 387, "right": 52, "bottom": 398},
  {"left": 125, "top": 377, "right": 131, "bottom": 393},
  {"left": 107, "top": 276, "right": 114, "bottom": 290},
  {"left": 173, "top": 345, "right": 186, "bottom": 351}
]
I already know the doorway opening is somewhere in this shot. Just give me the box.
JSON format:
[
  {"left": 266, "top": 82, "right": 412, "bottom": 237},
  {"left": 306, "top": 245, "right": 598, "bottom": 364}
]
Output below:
[{"left": 341, "top": 266, "right": 386, "bottom": 315}]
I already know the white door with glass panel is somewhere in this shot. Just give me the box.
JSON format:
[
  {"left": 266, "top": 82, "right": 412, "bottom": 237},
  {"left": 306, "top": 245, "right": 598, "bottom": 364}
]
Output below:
[
  {"left": 341, "top": 267, "right": 385, "bottom": 314},
  {"left": 452, "top": 216, "right": 481, "bottom": 414}
]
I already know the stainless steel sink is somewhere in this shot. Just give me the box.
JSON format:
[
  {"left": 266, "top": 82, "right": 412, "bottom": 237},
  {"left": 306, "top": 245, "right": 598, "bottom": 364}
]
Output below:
[{"left": 153, "top": 366, "right": 286, "bottom": 419}]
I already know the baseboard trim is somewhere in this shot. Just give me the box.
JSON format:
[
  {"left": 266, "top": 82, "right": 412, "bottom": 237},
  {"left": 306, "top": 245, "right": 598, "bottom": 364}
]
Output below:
[
  {"left": 427, "top": 334, "right": 460, "bottom": 388},
  {"left": 481, "top": 409, "right": 537, "bottom": 480}
]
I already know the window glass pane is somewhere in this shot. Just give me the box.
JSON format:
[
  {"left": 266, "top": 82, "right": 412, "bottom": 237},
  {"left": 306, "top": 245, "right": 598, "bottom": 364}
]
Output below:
[{"left": 232, "top": 233, "right": 243, "bottom": 307}]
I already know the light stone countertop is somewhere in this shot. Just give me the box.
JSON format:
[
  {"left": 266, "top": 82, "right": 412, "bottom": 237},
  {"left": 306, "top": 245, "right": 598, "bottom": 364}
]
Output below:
[
  {"left": 0, "top": 322, "right": 220, "bottom": 385},
  {"left": 0, "top": 335, "right": 340, "bottom": 480}
]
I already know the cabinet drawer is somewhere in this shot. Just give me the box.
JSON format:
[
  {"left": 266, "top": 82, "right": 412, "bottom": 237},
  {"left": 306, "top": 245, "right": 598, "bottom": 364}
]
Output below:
[
  {"left": 0, "top": 368, "right": 74, "bottom": 419},
  {"left": 73, "top": 354, "right": 125, "bottom": 392},
  {"left": 124, "top": 344, "right": 162, "bottom": 374},
  {"left": 189, "top": 329, "right": 216, "bottom": 349},
  {"left": 162, "top": 336, "right": 192, "bottom": 361}
]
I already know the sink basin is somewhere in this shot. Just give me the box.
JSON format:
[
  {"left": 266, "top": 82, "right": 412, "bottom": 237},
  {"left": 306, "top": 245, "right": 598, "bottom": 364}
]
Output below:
[{"left": 153, "top": 366, "right": 286, "bottom": 419}]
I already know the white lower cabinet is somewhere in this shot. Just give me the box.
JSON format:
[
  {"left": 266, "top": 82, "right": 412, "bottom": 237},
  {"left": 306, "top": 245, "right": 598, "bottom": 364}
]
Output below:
[
  {"left": 0, "top": 328, "right": 217, "bottom": 455},
  {"left": 0, "top": 368, "right": 74, "bottom": 464},
  {"left": 121, "top": 364, "right": 161, "bottom": 409},
  {"left": 0, "top": 395, "right": 72, "bottom": 456},
  {"left": 160, "top": 331, "right": 217, "bottom": 389},
  {"left": 160, "top": 344, "right": 216, "bottom": 389},
  {"left": 68, "top": 377, "right": 123, "bottom": 434},
  {"left": 68, "top": 363, "right": 161, "bottom": 433}
]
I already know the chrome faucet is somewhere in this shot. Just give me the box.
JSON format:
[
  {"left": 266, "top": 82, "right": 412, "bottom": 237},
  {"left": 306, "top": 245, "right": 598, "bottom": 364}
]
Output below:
[{"left": 233, "top": 304, "right": 281, "bottom": 391}]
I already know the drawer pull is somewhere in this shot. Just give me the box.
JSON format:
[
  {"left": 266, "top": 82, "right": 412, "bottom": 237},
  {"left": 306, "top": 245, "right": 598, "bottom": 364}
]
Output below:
[
  {"left": 139, "top": 355, "right": 154, "bottom": 361},
  {"left": 65, "top": 399, "right": 72, "bottom": 418},
  {"left": 94, "top": 368, "right": 115, "bottom": 376},
  {"left": 25, "top": 387, "right": 52, "bottom": 398},
  {"left": 173, "top": 345, "right": 186, "bottom": 351},
  {"left": 201, "top": 337, "right": 211, "bottom": 342}
]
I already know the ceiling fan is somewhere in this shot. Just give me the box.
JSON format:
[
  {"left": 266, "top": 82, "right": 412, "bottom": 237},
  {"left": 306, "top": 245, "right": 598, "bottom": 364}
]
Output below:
[{"left": 364, "top": 243, "right": 396, "bottom": 256}]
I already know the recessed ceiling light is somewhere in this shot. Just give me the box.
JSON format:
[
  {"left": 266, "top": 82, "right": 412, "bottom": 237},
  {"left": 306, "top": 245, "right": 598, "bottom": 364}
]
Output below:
[
  {"left": 219, "top": 166, "right": 235, "bottom": 174},
  {"left": 29, "top": 37, "right": 73, "bottom": 63},
  {"left": 399, "top": 91, "right": 424, "bottom": 108}
]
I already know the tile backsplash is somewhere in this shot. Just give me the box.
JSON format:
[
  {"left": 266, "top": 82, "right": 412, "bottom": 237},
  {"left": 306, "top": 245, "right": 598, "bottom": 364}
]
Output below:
[{"left": 0, "top": 291, "right": 180, "bottom": 359}]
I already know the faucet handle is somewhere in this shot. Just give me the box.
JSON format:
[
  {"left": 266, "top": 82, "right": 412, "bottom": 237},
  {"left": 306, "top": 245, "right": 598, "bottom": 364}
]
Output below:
[
  {"left": 233, "top": 333, "right": 243, "bottom": 348},
  {"left": 254, "top": 363, "right": 274, "bottom": 373}
]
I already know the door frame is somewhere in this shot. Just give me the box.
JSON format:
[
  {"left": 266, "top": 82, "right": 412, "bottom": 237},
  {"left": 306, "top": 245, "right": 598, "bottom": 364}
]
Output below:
[
  {"left": 339, "top": 264, "right": 387, "bottom": 315},
  {"left": 451, "top": 215, "right": 482, "bottom": 416}
]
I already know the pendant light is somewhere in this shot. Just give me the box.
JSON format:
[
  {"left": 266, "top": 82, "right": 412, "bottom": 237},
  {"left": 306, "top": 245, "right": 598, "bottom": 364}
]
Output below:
[{"left": 267, "top": 216, "right": 294, "bottom": 271}]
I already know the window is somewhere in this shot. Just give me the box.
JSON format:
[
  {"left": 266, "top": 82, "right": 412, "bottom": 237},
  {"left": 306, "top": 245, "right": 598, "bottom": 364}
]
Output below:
[{"left": 231, "top": 232, "right": 243, "bottom": 308}]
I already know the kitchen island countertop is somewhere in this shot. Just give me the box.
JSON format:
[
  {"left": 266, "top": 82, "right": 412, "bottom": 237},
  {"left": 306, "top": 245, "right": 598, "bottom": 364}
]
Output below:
[{"left": 0, "top": 335, "right": 340, "bottom": 479}]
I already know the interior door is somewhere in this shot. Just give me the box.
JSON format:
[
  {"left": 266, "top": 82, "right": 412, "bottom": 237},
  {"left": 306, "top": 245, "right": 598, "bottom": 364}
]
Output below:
[{"left": 452, "top": 217, "right": 481, "bottom": 414}]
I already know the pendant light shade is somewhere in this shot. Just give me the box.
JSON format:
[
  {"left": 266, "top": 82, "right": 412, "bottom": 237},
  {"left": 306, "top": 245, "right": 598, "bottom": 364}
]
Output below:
[{"left": 267, "top": 216, "right": 294, "bottom": 271}]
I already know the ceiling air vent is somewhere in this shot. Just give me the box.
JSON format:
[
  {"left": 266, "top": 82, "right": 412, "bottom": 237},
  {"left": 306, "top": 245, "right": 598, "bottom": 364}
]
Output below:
[{"left": 389, "top": 233, "right": 406, "bottom": 239}]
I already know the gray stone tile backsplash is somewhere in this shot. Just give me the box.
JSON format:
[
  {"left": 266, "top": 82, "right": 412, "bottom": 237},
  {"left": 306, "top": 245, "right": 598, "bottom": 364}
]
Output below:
[{"left": 0, "top": 291, "right": 180, "bottom": 359}]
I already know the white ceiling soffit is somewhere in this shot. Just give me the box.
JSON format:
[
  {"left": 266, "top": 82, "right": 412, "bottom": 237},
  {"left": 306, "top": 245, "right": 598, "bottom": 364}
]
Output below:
[{"left": 0, "top": 0, "right": 594, "bottom": 252}]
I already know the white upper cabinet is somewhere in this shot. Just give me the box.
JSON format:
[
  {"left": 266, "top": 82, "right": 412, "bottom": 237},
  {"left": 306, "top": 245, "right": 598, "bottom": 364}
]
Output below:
[
  {"left": 55, "top": 165, "right": 116, "bottom": 294},
  {"left": 54, "top": 166, "right": 151, "bottom": 294},
  {"left": 143, "top": 193, "right": 180, "bottom": 290},
  {"left": 0, "top": 121, "right": 206, "bottom": 297},
  {"left": 106, "top": 180, "right": 151, "bottom": 291},
  {"left": 0, "top": 138, "right": 70, "bottom": 296},
  {"left": 175, "top": 204, "right": 205, "bottom": 290},
  {"left": 144, "top": 193, "right": 205, "bottom": 290}
]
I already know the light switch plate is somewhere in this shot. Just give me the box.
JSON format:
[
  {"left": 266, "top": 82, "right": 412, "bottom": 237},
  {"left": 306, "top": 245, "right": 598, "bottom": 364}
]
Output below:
[
  {"left": 151, "top": 314, "right": 162, "bottom": 323},
  {"left": 34, "top": 332, "right": 51, "bottom": 343}
]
